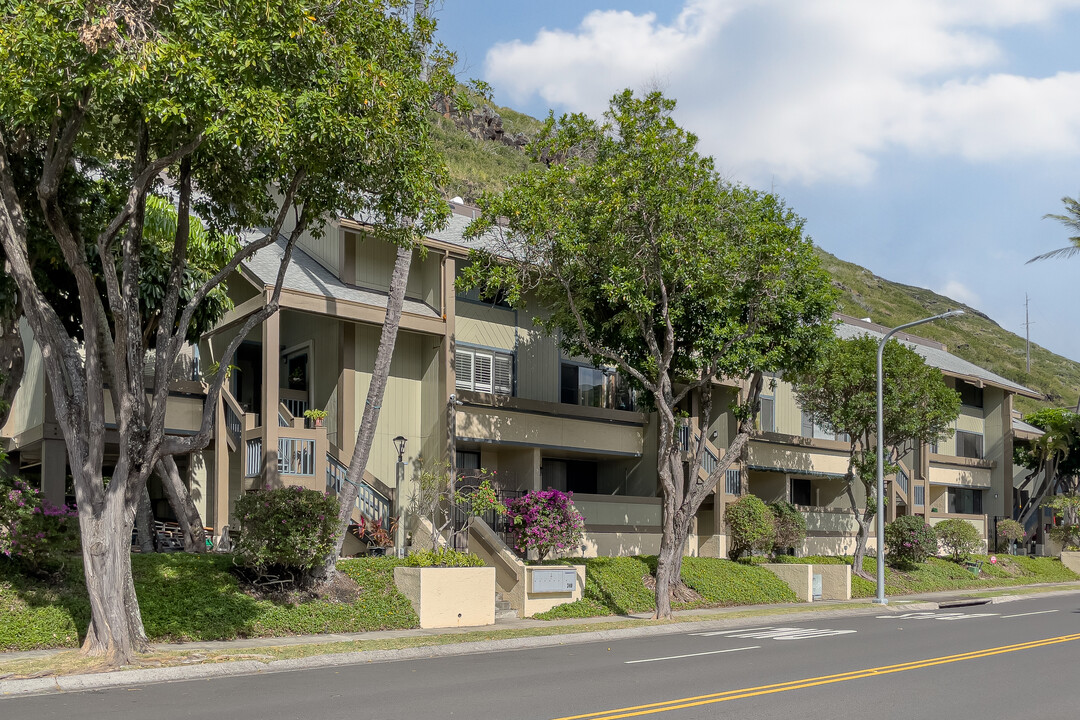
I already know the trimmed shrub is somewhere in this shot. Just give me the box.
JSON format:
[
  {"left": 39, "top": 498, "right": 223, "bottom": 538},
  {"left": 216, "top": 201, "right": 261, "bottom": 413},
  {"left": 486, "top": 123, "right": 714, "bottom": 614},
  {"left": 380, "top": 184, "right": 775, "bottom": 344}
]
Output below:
[
  {"left": 724, "top": 495, "right": 775, "bottom": 560},
  {"left": 234, "top": 486, "right": 339, "bottom": 577},
  {"left": 0, "top": 475, "right": 79, "bottom": 573},
  {"left": 996, "top": 519, "right": 1026, "bottom": 552},
  {"left": 1048, "top": 494, "right": 1080, "bottom": 551},
  {"left": 768, "top": 501, "right": 807, "bottom": 556},
  {"left": 884, "top": 515, "right": 937, "bottom": 567},
  {"left": 935, "top": 518, "right": 981, "bottom": 562},
  {"left": 504, "top": 489, "right": 585, "bottom": 561},
  {"left": 402, "top": 548, "right": 485, "bottom": 567}
]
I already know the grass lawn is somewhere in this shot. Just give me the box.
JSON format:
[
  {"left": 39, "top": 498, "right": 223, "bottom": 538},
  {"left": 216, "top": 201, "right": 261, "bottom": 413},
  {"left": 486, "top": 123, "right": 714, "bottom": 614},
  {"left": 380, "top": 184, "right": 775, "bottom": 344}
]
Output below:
[
  {"left": 760, "top": 553, "right": 1079, "bottom": 597},
  {"left": 0, "top": 555, "right": 418, "bottom": 652},
  {"left": 534, "top": 556, "right": 798, "bottom": 620}
]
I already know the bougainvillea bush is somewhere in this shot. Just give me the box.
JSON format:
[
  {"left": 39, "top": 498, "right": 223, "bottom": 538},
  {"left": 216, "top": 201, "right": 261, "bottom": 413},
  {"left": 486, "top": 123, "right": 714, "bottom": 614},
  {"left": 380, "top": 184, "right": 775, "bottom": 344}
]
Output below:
[
  {"left": 996, "top": 519, "right": 1026, "bottom": 553},
  {"left": 884, "top": 515, "right": 937, "bottom": 567},
  {"left": 504, "top": 489, "right": 585, "bottom": 561},
  {"left": 234, "top": 486, "right": 339, "bottom": 579},
  {"left": 935, "top": 517, "right": 982, "bottom": 562},
  {"left": 0, "top": 475, "right": 79, "bottom": 573}
]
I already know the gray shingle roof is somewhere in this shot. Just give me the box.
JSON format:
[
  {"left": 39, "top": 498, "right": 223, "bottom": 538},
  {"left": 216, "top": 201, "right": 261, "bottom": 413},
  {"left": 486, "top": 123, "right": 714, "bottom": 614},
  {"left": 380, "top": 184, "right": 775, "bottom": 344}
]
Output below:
[
  {"left": 1012, "top": 417, "right": 1044, "bottom": 436},
  {"left": 835, "top": 322, "right": 1039, "bottom": 397},
  {"left": 240, "top": 235, "right": 439, "bottom": 319}
]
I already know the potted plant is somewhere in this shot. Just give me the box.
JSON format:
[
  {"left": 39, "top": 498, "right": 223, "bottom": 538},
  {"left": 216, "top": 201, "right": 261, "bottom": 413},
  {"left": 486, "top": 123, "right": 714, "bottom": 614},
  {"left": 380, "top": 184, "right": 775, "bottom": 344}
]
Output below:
[{"left": 303, "top": 408, "right": 327, "bottom": 428}]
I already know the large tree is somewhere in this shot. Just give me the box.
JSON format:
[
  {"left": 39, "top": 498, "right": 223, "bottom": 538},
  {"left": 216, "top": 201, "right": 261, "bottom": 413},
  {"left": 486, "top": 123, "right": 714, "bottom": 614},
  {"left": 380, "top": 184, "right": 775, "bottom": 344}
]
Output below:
[
  {"left": 461, "top": 91, "right": 836, "bottom": 618},
  {"left": 792, "top": 335, "right": 960, "bottom": 577},
  {"left": 0, "top": 0, "right": 448, "bottom": 664},
  {"left": 1014, "top": 408, "right": 1080, "bottom": 527}
]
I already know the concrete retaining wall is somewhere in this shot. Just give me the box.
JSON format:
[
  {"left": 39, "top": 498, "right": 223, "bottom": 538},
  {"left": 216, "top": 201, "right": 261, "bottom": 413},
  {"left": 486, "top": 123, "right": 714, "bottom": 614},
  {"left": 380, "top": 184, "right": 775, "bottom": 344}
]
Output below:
[
  {"left": 760, "top": 563, "right": 813, "bottom": 602},
  {"left": 393, "top": 566, "right": 495, "bottom": 629}
]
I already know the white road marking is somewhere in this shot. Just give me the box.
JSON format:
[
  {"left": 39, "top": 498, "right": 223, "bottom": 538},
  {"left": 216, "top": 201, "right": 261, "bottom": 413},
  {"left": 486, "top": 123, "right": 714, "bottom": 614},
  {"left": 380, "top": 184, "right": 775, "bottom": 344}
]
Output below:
[
  {"left": 879, "top": 611, "right": 999, "bottom": 620},
  {"left": 690, "top": 627, "right": 777, "bottom": 637},
  {"left": 624, "top": 646, "right": 759, "bottom": 664},
  {"left": 1001, "top": 609, "right": 1059, "bottom": 619},
  {"left": 726, "top": 627, "right": 858, "bottom": 640}
]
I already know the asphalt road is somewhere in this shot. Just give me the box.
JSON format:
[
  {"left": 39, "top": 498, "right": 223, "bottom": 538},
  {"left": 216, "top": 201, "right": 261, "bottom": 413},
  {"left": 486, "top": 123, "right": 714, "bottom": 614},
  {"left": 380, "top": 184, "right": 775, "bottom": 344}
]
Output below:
[{"left": 6, "top": 593, "right": 1079, "bottom": 720}]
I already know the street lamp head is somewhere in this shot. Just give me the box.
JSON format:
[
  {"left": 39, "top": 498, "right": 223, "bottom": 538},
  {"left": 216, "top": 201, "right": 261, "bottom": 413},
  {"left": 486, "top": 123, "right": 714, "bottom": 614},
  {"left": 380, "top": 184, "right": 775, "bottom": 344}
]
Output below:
[
  {"left": 392, "top": 435, "right": 407, "bottom": 462},
  {"left": 940, "top": 309, "right": 965, "bottom": 319}
]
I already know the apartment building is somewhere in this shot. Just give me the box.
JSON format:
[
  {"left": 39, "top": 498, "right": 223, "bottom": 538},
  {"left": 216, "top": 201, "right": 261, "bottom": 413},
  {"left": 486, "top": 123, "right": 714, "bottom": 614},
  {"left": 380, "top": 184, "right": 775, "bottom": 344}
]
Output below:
[
  {"left": 2, "top": 203, "right": 1040, "bottom": 560},
  {"left": 742, "top": 315, "right": 1040, "bottom": 555}
]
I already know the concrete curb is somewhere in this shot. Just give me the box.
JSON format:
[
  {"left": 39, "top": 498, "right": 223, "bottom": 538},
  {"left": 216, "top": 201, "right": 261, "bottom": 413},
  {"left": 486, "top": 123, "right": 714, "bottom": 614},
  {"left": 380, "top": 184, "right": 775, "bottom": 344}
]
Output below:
[{"left": 2, "top": 587, "right": 1076, "bottom": 699}]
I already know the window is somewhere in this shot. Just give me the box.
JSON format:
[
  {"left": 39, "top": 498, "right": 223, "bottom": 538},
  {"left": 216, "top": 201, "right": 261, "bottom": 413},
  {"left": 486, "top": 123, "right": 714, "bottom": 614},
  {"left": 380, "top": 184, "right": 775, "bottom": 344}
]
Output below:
[
  {"left": 955, "top": 380, "right": 984, "bottom": 408},
  {"left": 455, "top": 346, "right": 513, "bottom": 395},
  {"left": 790, "top": 478, "right": 813, "bottom": 506},
  {"left": 914, "top": 484, "right": 925, "bottom": 506},
  {"left": 759, "top": 396, "right": 775, "bottom": 433},
  {"left": 800, "top": 410, "right": 847, "bottom": 442},
  {"left": 725, "top": 469, "right": 742, "bottom": 496},
  {"left": 947, "top": 487, "right": 983, "bottom": 515},
  {"left": 541, "top": 459, "right": 597, "bottom": 494},
  {"left": 559, "top": 363, "right": 637, "bottom": 411},
  {"left": 955, "top": 430, "right": 983, "bottom": 459},
  {"left": 456, "top": 451, "right": 481, "bottom": 471}
]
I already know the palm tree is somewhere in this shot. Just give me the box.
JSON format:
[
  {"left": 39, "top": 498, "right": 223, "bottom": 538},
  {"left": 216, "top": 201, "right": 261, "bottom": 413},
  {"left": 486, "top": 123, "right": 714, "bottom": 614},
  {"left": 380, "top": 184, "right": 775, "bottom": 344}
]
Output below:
[{"left": 1029, "top": 195, "right": 1080, "bottom": 263}]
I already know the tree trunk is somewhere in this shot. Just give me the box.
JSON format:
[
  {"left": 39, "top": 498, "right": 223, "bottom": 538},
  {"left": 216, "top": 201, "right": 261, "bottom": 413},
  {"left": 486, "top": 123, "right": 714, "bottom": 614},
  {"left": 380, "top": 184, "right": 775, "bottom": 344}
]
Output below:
[
  {"left": 155, "top": 457, "right": 206, "bottom": 552},
  {"left": 135, "top": 486, "right": 155, "bottom": 553},
  {"left": 79, "top": 491, "right": 149, "bottom": 664},
  {"left": 324, "top": 243, "right": 413, "bottom": 576},
  {"left": 844, "top": 479, "right": 873, "bottom": 580},
  {"left": 0, "top": 298, "right": 24, "bottom": 429},
  {"left": 653, "top": 519, "right": 689, "bottom": 619}
]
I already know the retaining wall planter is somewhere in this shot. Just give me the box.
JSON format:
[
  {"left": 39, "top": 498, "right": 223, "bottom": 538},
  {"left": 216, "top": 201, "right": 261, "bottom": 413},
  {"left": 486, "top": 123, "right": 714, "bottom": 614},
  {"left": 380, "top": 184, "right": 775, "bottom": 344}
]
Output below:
[{"left": 393, "top": 566, "right": 496, "bottom": 629}]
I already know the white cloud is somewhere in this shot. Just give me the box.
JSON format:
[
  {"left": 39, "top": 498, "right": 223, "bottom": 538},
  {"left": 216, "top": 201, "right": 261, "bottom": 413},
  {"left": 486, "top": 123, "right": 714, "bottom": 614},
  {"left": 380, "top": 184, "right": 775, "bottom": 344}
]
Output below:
[
  {"left": 484, "top": 0, "right": 1080, "bottom": 185},
  {"left": 938, "top": 280, "right": 981, "bottom": 307}
]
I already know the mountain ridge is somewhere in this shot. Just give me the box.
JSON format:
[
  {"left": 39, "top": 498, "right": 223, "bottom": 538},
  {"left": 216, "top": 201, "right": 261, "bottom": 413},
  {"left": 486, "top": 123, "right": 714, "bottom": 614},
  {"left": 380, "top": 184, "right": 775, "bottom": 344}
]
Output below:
[{"left": 430, "top": 97, "right": 1079, "bottom": 413}]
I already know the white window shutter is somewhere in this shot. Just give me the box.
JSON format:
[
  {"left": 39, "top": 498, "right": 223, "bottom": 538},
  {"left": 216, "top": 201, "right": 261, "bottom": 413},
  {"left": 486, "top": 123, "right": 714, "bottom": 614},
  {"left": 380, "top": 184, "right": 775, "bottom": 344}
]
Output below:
[
  {"left": 455, "top": 349, "right": 473, "bottom": 391},
  {"left": 493, "top": 353, "right": 513, "bottom": 395},
  {"left": 473, "top": 353, "right": 493, "bottom": 393}
]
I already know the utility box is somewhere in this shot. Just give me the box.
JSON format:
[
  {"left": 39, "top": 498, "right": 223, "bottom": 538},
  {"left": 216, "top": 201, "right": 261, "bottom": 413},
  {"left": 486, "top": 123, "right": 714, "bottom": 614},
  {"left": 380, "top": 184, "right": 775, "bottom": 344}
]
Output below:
[
  {"left": 530, "top": 568, "right": 578, "bottom": 593},
  {"left": 812, "top": 573, "right": 823, "bottom": 601}
]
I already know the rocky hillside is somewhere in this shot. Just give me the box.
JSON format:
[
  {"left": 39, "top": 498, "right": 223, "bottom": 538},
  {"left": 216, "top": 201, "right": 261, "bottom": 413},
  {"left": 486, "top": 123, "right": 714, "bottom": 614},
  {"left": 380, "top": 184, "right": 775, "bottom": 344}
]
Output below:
[{"left": 430, "top": 101, "right": 1080, "bottom": 413}]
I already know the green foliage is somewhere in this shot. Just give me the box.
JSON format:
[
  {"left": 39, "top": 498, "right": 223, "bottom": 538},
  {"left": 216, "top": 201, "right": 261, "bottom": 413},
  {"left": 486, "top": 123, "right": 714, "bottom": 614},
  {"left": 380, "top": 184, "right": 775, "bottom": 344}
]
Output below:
[
  {"left": 303, "top": 409, "right": 327, "bottom": 421},
  {"left": 0, "top": 555, "right": 419, "bottom": 650},
  {"left": 793, "top": 335, "right": 960, "bottom": 486},
  {"left": 725, "top": 495, "right": 776, "bottom": 560},
  {"left": 1014, "top": 409, "right": 1080, "bottom": 477},
  {"left": 234, "top": 486, "right": 339, "bottom": 576},
  {"left": 848, "top": 554, "right": 1079, "bottom": 598},
  {"left": 402, "top": 548, "right": 484, "bottom": 567},
  {"left": 463, "top": 91, "right": 836, "bottom": 407},
  {"left": 534, "top": 555, "right": 796, "bottom": 619},
  {"left": 1047, "top": 493, "right": 1080, "bottom": 550},
  {"left": 679, "top": 557, "right": 798, "bottom": 605},
  {"left": 768, "top": 501, "right": 807, "bottom": 555},
  {"left": 935, "top": 518, "right": 982, "bottom": 562},
  {"left": 0, "top": 475, "right": 79, "bottom": 573},
  {"left": 884, "top": 515, "right": 938, "bottom": 567},
  {"left": 996, "top": 519, "right": 1026, "bottom": 550}
]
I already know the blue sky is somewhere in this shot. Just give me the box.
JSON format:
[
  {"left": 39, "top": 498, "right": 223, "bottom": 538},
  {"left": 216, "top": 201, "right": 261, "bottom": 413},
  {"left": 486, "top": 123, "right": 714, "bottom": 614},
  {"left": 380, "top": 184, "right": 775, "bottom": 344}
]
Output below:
[{"left": 432, "top": 0, "right": 1080, "bottom": 363}]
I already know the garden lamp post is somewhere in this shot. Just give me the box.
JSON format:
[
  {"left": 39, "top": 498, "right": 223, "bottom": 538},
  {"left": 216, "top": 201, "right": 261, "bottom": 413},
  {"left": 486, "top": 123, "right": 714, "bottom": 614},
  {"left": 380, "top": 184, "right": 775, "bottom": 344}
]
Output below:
[
  {"left": 393, "top": 435, "right": 407, "bottom": 556},
  {"left": 874, "top": 310, "right": 964, "bottom": 604}
]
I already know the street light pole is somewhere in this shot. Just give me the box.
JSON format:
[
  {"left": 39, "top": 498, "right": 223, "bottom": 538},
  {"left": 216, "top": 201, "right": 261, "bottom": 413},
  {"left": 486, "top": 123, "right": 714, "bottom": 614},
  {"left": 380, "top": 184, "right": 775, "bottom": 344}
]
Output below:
[
  {"left": 874, "top": 310, "right": 964, "bottom": 605},
  {"left": 393, "top": 435, "right": 407, "bottom": 557}
]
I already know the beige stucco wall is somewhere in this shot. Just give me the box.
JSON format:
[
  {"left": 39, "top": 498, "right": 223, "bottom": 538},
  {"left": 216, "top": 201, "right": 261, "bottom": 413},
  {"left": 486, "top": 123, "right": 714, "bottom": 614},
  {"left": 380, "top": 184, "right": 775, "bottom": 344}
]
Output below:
[
  {"left": 761, "top": 563, "right": 812, "bottom": 602},
  {"left": 521, "top": 565, "right": 585, "bottom": 617},
  {"left": 580, "top": 532, "right": 662, "bottom": 557},
  {"left": 812, "top": 563, "right": 852, "bottom": 600},
  {"left": 748, "top": 471, "right": 787, "bottom": 503},
  {"left": 393, "top": 566, "right": 496, "bottom": 629},
  {"left": 456, "top": 407, "right": 643, "bottom": 457},
  {"left": 1060, "top": 551, "right": 1080, "bottom": 574},
  {"left": 747, "top": 441, "right": 852, "bottom": 477},
  {"left": 929, "top": 464, "right": 992, "bottom": 488},
  {"left": 574, "top": 496, "right": 661, "bottom": 527}
]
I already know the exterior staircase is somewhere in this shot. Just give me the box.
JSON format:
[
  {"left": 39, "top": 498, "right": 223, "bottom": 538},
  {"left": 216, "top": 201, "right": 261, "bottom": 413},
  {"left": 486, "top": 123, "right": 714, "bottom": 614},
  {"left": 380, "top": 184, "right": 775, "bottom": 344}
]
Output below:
[{"left": 495, "top": 592, "right": 518, "bottom": 620}]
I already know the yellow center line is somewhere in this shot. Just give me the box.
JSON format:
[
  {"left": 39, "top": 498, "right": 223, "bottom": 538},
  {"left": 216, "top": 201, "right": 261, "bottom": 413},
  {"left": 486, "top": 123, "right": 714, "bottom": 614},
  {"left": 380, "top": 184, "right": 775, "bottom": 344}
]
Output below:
[{"left": 550, "top": 633, "right": 1080, "bottom": 720}]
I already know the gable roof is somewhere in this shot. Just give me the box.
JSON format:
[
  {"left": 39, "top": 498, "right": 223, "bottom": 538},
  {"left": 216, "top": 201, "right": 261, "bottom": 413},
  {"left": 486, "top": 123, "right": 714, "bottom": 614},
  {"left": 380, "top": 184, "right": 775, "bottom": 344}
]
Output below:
[
  {"left": 238, "top": 232, "right": 440, "bottom": 319},
  {"left": 834, "top": 320, "right": 1040, "bottom": 399}
]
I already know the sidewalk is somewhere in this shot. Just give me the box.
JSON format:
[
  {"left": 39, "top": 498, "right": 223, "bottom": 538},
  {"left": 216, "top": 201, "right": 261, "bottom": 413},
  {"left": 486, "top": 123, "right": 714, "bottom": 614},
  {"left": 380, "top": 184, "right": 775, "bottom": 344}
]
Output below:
[{"left": 3, "top": 581, "right": 1079, "bottom": 698}]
